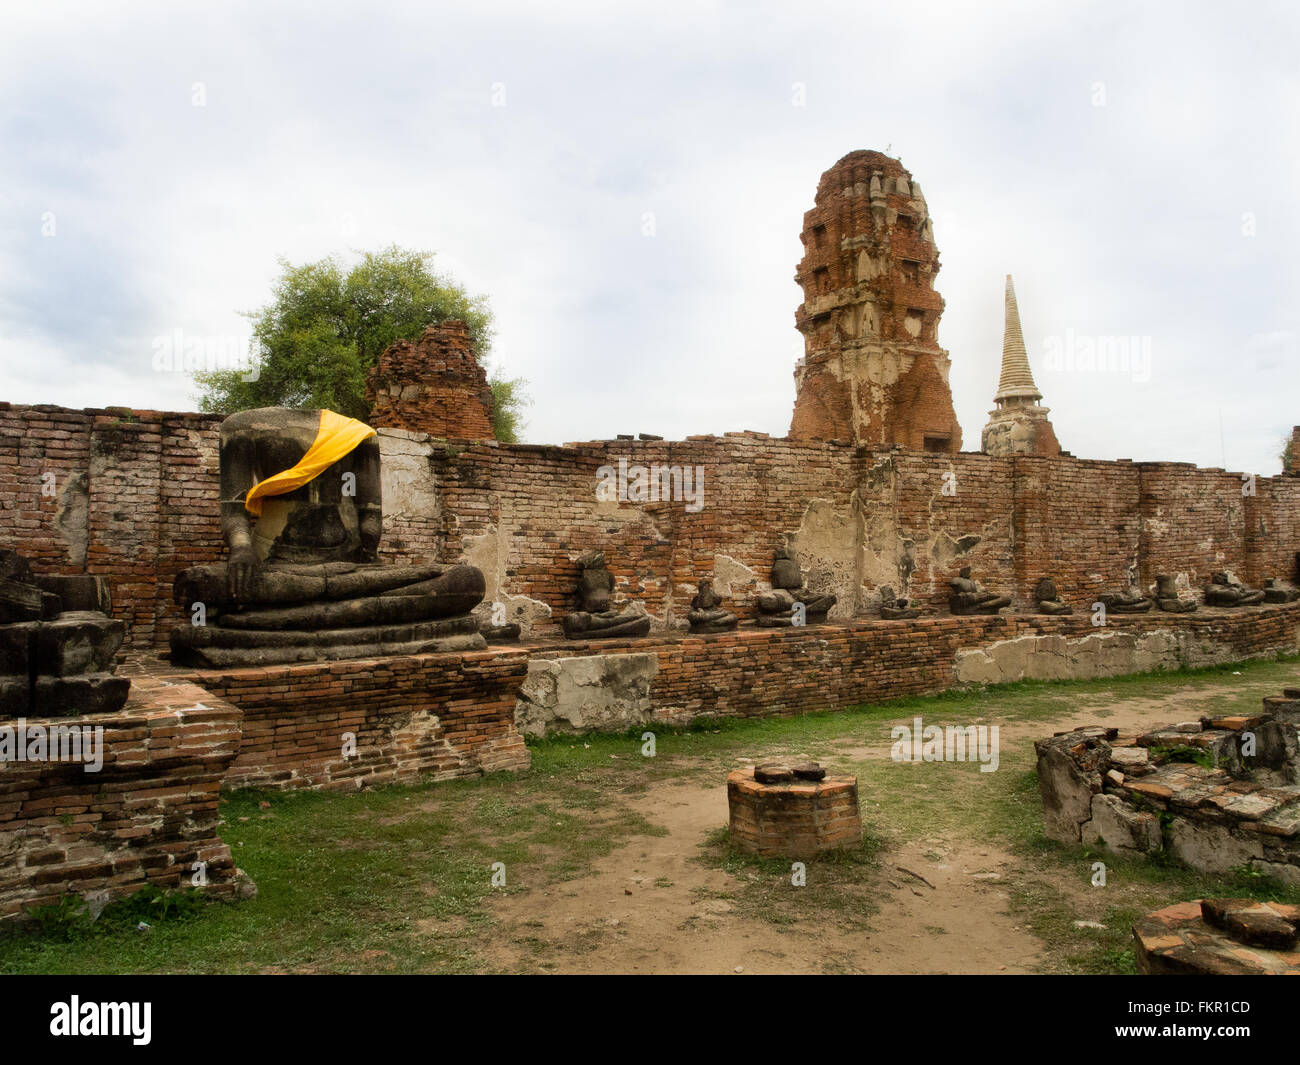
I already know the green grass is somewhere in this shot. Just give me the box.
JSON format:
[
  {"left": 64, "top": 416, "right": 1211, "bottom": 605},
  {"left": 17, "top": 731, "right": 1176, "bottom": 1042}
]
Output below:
[{"left": 1, "top": 653, "right": 1296, "bottom": 974}]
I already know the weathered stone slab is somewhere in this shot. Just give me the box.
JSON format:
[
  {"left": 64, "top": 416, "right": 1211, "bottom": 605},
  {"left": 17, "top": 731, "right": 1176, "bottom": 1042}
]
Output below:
[{"left": 515, "top": 653, "right": 659, "bottom": 737}]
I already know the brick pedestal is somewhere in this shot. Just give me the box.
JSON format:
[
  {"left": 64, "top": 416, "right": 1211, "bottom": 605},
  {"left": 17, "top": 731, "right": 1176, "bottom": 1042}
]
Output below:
[{"left": 726, "top": 767, "right": 862, "bottom": 858}]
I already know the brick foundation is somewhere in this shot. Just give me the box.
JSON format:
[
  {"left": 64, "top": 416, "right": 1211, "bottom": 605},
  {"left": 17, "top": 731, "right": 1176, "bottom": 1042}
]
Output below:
[
  {"left": 0, "top": 673, "right": 247, "bottom": 921},
  {"left": 727, "top": 767, "right": 862, "bottom": 858},
  {"left": 157, "top": 651, "right": 532, "bottom": 791}
]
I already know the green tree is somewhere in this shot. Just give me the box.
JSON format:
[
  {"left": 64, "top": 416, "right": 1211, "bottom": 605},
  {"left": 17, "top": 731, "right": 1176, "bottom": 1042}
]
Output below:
[
  {"left": 194, "top": 245, "right": 528, "bottom": 439},
  {"left": 489, "top": 376, "right": 532, "bottom": 443}
]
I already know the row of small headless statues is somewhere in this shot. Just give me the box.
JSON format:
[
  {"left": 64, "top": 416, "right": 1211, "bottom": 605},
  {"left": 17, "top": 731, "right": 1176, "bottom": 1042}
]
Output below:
[
  {"left": 943, "top": 569, "right": 1299, "bottom": 618},
  {"left": 568, "top": 548, "right": 837, "bottom": 637},
  {"left": 591, "top": 556, "right": 1300, "bottom": 638}
]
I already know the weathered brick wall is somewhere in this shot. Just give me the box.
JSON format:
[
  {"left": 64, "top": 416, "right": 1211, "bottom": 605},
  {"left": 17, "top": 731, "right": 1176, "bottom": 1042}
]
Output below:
[
  {"left": 1138, "top": 463, "right": 1249, "bottom": 590},
  {"left": 0, "top": 402, "right": 1295, "bottom": 648},
  {"left": 0, "top": 404, "right": 223, "bottom": 651},
  {"left": 171, "top": 651, "right": 530, "bottom": 791},
  {"left": 0, "top": 674, "right": 245, "bottom": 920},
  {"left": 366, "top": 320, "right": 496, "bottom": 440},
  {"left": 165, "top": 606, "right": 1300, "bottom": 789},
  {"left": 1011, "top": 456, "right": 1142, "bottom": 605}
]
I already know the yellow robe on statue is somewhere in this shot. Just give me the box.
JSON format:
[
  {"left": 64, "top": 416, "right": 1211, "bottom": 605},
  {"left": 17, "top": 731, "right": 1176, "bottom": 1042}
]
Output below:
[{"left": 243, "top": 409, "right": 377, "bottom": 517}]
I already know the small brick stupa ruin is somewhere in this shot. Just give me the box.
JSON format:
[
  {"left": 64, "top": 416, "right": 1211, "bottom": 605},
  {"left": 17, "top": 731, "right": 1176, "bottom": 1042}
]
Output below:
[
  {"left": 789, "top": 150, "right": 962, "bottom": 453},
  {"left": 366, "top": 319, "right": 495, "bottom": 439},
  {"left": 1035, "top": 688, "right": 1300, "bottom": 881},
  {"left": 1134, "top": 898, "right": 1300, "bottom": 975},
  {"left": 727, "top": 762, "right": 862, "bottom": 858},
  {"left": 981, "top": 275, "right": 1061, "bottom": 457}
]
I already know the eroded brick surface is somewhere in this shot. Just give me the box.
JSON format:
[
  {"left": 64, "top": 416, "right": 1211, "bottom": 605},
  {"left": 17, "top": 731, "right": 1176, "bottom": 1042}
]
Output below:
[
  {"left": 0, "top": 673, "right": 247, "bottom": 921},
  {"left": 789, "top": 150, "right": 962, "bottom": 452}
]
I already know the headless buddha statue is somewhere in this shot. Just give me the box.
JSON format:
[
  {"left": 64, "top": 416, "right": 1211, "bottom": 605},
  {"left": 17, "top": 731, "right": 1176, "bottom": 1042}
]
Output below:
[
  {"left": 687, "top": 577, "right": 738, "bottom": 633},
  {"left": 1097, "top": 588, "right": 1154, "bottom": 613},
  {"left": 1032, "top": 577, "right": 1072, "bottom": 615},
  {"left": 1154, "top": 574, "right": 1197, "bottom": 613},
  {"left": 1203, "top": 571, "right": 1265, "bottom": 607},
  {"left": 878, "top": 585, "right": 920, "bottom": 620},
  {"left": 169, "top": 408, "right": 486, "bottom": 667},
  {"left": 560, "top": 551, "right": 651, "bottom": 639},
  {"left": 948, "top": 567, "right": 1011, "bottom": 616},
  {"left": 755, "top": 548, "right": 837, "bottom": 627}
]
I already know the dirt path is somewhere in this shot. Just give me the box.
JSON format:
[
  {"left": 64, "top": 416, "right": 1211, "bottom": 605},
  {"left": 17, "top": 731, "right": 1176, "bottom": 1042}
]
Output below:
[
  {"left": 482, "top": 681, "right": 1271, "bottom": 974},
  {"left": 484, "top": 779, "right": 1042, "bottom": 974}
]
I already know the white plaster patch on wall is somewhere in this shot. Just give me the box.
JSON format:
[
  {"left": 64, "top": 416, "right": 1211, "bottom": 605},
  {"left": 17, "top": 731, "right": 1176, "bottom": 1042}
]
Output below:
[
  {"left": 377, "top": 430, "right": 441, "bottom": 524},
  {"left": 788, "top": 498, "right": 859, "bottom": 619},
  {"left": 514, "top": 653, "right": 659, "bottom": 737},
  {"left": 462, "top": 524, "right": 552, "bottom": 635},
  {"left": 712, "top": 554, "right": 757, "bottom": 599},
  {"left": 954, "top": 630, "right": 1183, "bottom": 685}
]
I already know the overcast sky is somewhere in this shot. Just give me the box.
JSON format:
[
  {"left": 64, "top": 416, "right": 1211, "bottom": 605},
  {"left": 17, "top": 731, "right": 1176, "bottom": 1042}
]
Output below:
[{"left": 2, "top": 0, "right": 1297, "bottom": 473}]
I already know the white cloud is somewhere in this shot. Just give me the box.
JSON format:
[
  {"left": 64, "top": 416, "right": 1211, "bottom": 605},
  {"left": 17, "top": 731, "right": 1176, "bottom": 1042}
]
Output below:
[{"left": 0, "top": 0, "right": 1296, "bottom": 472}]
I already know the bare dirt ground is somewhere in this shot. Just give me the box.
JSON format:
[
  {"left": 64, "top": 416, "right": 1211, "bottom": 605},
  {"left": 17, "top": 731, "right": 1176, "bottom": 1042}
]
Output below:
[
  {"left": 486, "top": 779, "right": 1039, "bottom": 974},
  {"left": 481, "top": 681, "right": 1275, "bottom": 974}
]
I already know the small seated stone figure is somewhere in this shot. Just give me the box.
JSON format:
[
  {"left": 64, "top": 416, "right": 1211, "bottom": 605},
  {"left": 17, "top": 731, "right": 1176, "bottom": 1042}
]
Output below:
[
  {"left": 687, "top": 578, "right": 738, "bottom": 633},
  {"left": 1032, "top": 577, "right": 1072, "bottom": 615},
  {"left": 755, "top": 548, "right": 837, "bottom": 627},
  {"left": 878, "top": 586, "right": 920, "bottom": 620},
  {"left": 1203, "top": 571, "right": 1265, "bottom": 608},
  {"left": 170, "top": 408, "right": 487, "bottom": 667},
  {"left": 948, "top": 567, "right": 1011, "bottom": 616},
  {"left": 561, "top": 551, "right": 651, "bottom": 639},
  {"left": 0, "top": 549, "right": 129, "bottom": 716},
  {"left": 1097, "top": 588, "right": 1154, "bottom": 613},
  {"left": 1262, "top": 579, "right": 1300, "bottom": 604},
  {"left": 1154, "top": 574, "right": 1197, "bottom": 613}
]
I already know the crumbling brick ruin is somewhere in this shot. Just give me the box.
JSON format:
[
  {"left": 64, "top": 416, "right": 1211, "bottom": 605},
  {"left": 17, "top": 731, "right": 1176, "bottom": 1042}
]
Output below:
[
  {"left": 366, "top": 319, "right": 496, "bottom": 440},
  {"left": 0, "top": 145, "right": 1298, "bottom": 929},
  {"left": 789, "top": 150, "right": 962, "bottom": 452},
  {"left": 1036, "top": 689, "right": 1300, "bottom": 885}
]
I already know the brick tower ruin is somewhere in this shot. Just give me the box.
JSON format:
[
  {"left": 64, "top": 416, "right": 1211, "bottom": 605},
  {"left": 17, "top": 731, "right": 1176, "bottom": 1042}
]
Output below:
[
  {"left": 789, "top": 150, "right": 962, "bottom": 452},
  {"left": 980, "top": 275, "right": 1061, "bottom": 457},
  {"left": 366, "top": 319, "right": 496, "bottom": 439}
]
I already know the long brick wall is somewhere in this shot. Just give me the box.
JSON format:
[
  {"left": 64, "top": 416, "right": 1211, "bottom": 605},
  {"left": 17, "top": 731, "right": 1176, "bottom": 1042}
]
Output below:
[
  {"left": 150, "top": 604, "right": 1300, "bottom": 791},
  {"left": 1, "top": 402, "right": 1296, "bottom": 649},
  {"left": 166, "top": 653, "right": 531, "bottom": 791}
]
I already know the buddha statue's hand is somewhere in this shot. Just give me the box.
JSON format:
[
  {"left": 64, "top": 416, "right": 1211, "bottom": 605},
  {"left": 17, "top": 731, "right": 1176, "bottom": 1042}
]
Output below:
[{"left": 227, "top": 545, "right": 260, "bottom": 602}]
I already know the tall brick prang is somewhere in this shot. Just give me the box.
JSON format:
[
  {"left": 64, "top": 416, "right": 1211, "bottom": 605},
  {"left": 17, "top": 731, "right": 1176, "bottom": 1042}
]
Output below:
[
  {"left": 789, "top": 150, "right": 963, "bottom": 452},
  {"left": 366, "top": 319, "right": 496, "bottom": 439},
  {"left": 981, "top": 275, "right": 1061, "bottom": 457}
]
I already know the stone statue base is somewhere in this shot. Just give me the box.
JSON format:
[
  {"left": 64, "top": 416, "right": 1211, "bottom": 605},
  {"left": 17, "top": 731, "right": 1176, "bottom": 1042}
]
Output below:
[
  {"left": 1157, "top": 598, "right": 1198, "bottom": 613},
  {"left": 1099, "top": 595, "right": 1153, "bottom": 614},
  {"left": 170, "top": 561, "right": 488, "bottom": 667},
  {"left": 171, "top": 614, "right": 485, "bottom": 668},
  {"left": 688, "top": 614, "right": 739, "bottom": 633},
  {"left": 755, "top": 588, "right": 836, "bottom": 627},
  {"left": 1, "top": 549, "right": 131, "bottom": 717},
  {"left": 561, "top": 612, "right": 652, "bottom": 640},
  {"left": 480, "top": 622, "right": 522, "bottom": 643},
  {"left": 950, "top": 599, "right": 1010, "bottom": 616},
  {"left": 880, "top": 605, "right": 921, "bottom": 619}
]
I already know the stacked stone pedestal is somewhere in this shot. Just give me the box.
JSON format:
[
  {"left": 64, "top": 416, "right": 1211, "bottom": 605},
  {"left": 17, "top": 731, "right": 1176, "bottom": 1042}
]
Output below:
[
  {"left": 727, "top": 767, "right": 862, "bottom": 858},
  {"left": 0, "top": 674, "right": 251, "bottom": 922}
]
